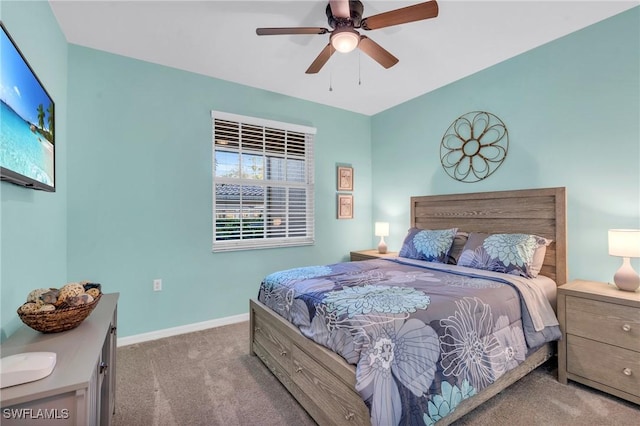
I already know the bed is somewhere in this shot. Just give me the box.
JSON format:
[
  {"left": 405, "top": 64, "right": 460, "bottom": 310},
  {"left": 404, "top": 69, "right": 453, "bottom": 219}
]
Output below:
[{"left": 250, "top": 187, "right": 567, "bottom": 425}]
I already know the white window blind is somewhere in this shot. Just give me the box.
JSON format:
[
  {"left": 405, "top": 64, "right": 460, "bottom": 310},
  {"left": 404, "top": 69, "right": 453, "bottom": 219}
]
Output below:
[{"left": 212, "top": 111, "right": 316, "bottom": 252}]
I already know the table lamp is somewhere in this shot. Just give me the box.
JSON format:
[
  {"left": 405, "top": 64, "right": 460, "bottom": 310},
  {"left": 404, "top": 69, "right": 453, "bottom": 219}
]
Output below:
[
  {"left": 375, "top": 222, "right": 389, "bottom": 254},
  {"left": 608, "top": 229, "right": 640, "bottom": 291}
]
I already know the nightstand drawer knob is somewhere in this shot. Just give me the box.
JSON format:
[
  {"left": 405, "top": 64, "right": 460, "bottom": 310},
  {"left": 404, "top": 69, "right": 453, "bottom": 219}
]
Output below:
[
  {"left": 623, "top": 368, "right": 632, "bottom": 376},
  {"left": 622, "top": 324, "right": 631, "bottom": 332}
]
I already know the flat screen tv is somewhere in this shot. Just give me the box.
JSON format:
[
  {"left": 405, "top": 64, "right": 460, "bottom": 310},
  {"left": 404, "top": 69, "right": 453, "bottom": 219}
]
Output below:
[{"left": 1, "top": 21, "right": 55, "bottom": 192}]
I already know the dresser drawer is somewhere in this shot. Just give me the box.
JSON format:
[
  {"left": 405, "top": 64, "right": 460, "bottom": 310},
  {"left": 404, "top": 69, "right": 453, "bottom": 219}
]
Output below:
[
  {"left": 291, "top": 346, "right": 369, "bottom": 426},
  {"left": 566, "top": 296, "right": 640, "bottom": 351},
  {"left": 567, "top": 335, "right": 640, "bottom": 397}
]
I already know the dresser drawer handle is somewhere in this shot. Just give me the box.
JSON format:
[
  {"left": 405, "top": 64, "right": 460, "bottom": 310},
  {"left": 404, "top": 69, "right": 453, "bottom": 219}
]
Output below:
[
  {"left": 623, "top": 368, "right": 632, "bottom": 376},
  {"left": 295, "top": 366, "right": 303, "bottom": 373},
  {"left": 345, "top": 412, "right": 355, "bottom": 421},
  {"left": 280, "top": 350, "right": 287, "bottom": 357},
  {"left": 622, "top": 324, "right": 631, "bottom": 332}
]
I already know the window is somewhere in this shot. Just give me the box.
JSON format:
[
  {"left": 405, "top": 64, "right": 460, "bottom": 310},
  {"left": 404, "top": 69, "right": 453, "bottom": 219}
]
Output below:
[{"left": 212, "top": 111, "right": 316, "bottom": 251}]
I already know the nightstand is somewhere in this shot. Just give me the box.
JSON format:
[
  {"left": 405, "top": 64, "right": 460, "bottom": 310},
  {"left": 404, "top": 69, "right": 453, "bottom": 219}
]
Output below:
[
  {"left": 350, "top": 249, "right": 398, "bottom": 261},
  {"left": 557, "top": 279, "right": 640, "bottom": 404}
]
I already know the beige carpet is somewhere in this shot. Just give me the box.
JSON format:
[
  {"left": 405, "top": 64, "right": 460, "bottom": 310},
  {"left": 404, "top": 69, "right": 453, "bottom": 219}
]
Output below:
[{"left": 113, "top": 322, "right": 639, "bottom": 426}]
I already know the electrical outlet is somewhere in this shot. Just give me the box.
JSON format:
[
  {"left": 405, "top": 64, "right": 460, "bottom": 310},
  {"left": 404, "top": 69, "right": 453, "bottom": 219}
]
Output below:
[{"left": 153, "top": 279, "right": 162, "bottom": 292}]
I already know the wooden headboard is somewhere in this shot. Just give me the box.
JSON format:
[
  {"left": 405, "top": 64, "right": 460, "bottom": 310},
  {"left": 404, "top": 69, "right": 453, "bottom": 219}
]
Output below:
[{"left": 410, "top": 187, "right": 567, "bottom": 285}]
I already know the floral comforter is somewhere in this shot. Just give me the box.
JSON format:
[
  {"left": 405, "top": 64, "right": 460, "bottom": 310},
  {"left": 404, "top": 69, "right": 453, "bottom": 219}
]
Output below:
[{"left": 258, "top": 258, "right": 560, "bottom": 426}]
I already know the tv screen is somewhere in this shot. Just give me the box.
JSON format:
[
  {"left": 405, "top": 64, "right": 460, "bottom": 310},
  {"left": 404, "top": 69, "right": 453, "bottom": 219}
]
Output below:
[{"left": 1, "top": 21, "right": 55, "bottom": 192}]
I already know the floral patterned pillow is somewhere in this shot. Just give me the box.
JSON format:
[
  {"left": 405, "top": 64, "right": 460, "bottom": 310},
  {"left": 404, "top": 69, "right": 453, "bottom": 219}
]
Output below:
[
  {"left": 398, "top": 228, "right": 458, "bottom": 263},
  {"left": 457, "top": 232, "right": 552, "bottom": 278}
]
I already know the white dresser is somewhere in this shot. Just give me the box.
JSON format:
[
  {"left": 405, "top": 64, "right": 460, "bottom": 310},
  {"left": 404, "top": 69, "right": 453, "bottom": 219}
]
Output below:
[{"left": 1, "top": 293, "right": 119, "bottom": 425}]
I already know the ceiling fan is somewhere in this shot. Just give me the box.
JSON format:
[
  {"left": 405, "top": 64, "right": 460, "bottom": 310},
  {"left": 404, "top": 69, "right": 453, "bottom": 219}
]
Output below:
[{"left": 256, "top": 0, "right": 439, "bottom": 74}]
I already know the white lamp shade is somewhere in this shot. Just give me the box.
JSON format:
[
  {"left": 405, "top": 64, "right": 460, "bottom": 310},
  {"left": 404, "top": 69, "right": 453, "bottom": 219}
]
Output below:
[
  {"left": 330, "top": 28, "right": 360, "bottom": 53},
  {"left": 608, "top": 229, "right": 640, "bottom": 258},
  {"left": 375, "top": 222, "right": 389, "bottom": 237}
]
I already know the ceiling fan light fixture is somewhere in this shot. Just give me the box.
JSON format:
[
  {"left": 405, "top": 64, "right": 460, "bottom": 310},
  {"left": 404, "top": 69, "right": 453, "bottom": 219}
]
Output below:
[{"left": 330, "top": 27, "right": 360, "bottom": 53}]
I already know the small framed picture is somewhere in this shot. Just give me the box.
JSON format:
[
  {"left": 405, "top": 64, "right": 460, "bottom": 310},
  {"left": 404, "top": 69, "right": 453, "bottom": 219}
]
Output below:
[
  {"left": 337, "top": 166, "right": 353, "bottom": 191},
  {"left": 337, "top": 194, "right": 353, "bottom": 219}
]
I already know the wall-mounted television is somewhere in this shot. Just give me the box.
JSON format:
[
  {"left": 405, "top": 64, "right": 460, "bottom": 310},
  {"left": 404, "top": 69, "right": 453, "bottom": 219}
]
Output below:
[{"left": 1, "top": 21, "right": 55, "bottom": 192}]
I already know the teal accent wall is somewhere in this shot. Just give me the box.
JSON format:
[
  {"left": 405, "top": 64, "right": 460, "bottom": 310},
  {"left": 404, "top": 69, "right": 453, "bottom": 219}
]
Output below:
[
  {"left": 1, "top": 3, "right": 638, "bottom": 341},
  {"left": 371, "top": 8, "right": 640, "bottom": 283},
  {"left": 66, "top": 46, "right": 372, "bottom": 337},
  {"left": 0, "top": 1, "right": 68, "bottom": 340}
]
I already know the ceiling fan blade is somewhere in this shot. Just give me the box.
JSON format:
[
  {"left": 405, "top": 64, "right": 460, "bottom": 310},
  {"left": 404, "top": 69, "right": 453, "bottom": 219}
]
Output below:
[
  {"left": 306, "top": 44, "right": 335, "bottom": 74},
  {"left": 256, "top": 27, "right": 329, "bottom": 36},
  {"left": 329, "top": 0, "right": 351, "bottom": 19},
  {"left": 358, "top": 36, "right": 399, "bottom": 69},
  {"left": 361, "top": 0, "right": 439, "bottom": 30}
]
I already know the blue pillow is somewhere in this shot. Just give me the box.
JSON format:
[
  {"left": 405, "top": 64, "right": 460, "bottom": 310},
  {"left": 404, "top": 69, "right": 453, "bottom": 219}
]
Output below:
[
  {"left": 457, "top": 232, "right": 551, "bottom": 278},
  {"left": 398, "top": 228, "right": 458, "bottom": 263}
]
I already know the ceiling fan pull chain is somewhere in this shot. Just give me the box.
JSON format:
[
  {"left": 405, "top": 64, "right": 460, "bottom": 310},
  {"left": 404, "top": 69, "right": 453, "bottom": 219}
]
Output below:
[{"left": 358, "top": 51, "right": 362, "bottom": 86}]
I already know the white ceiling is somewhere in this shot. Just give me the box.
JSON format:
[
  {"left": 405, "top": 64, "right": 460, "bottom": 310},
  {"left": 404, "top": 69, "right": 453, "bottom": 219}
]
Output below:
[{"left": 49, "top": 0, "right": 638, "bottom": 115}]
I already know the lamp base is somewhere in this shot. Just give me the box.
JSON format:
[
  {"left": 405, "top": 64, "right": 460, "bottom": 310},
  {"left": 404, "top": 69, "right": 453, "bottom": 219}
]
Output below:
[
  {"left": 377, "top": 237, "right": 387, "bottom": 254},
  {"left": 613, "top": 257, "right": 640, "bottom": 292}
]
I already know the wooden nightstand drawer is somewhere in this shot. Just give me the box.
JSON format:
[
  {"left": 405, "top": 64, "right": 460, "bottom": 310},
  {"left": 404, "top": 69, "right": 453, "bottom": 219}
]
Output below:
[
  {"left": 557, "top": 280, "right": 640, "bottom": 404},
  {"left": 567, "top": 335, "right": 640, "bottom": 397},
  {"left": 350, "top": 250, "right": 398, "bottom": 261},
  {"left": 566, "top": 295, "right": 640, "bottom": 351}
]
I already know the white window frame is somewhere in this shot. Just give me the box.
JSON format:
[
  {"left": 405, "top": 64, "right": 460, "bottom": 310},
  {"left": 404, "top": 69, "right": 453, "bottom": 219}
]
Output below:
[{"left": 212, "top": 111, "right": 316, "bottom": 252}]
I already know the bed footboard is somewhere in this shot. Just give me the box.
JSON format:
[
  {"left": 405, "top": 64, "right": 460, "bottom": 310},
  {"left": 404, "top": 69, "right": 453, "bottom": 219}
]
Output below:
[{"left": 250, "top": 298, "right": 370, "bottom": 425}]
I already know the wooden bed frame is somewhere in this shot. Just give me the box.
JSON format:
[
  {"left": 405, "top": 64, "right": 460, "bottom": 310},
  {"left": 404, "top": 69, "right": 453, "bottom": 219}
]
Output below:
[{"left": 250, "top": 187, "right": 567, "bottom": 425}]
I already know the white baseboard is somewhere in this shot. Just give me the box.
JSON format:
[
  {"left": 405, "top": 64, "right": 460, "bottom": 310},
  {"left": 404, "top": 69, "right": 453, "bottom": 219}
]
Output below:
[{"left": 117, "top": 313, "right": 249, "bottom": 347}]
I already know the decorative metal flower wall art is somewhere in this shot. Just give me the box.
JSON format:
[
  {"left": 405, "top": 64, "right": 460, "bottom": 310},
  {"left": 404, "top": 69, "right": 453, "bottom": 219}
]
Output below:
[{"left": 440, "top": 111, "right": 509, "bottom": 183}]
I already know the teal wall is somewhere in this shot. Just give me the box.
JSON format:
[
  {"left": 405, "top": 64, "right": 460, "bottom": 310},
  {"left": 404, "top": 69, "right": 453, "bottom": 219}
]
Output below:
[
  {"left": 371, "top": 8, "right": 640, "bottom": 284},
  {"left": 66, "top": 47, "right": 372, "bottom": 337},
  {"left": 1, "top": 3, "right": 638, "bottom": 341},
  {"left": 0, "top": 1, "right": 68, "bottom": 340}
]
